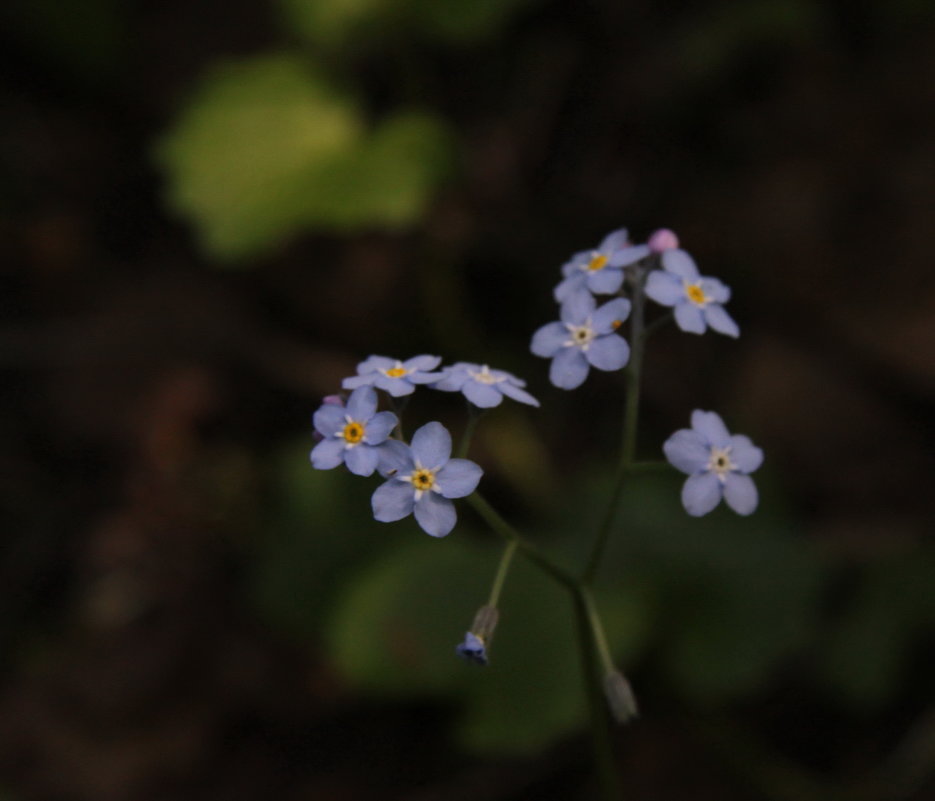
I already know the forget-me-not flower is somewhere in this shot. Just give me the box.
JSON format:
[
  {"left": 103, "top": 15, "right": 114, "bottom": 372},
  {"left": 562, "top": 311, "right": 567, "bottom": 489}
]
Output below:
[
  {"left": 432, "top": 362, "right": 540, "bottom": 408},
  {"left": 530, "top": 292, "right": 631, "bottom": 390},
  {"left": 310, "top": 386, "right": 398, "bottom": 476},
  {"left": 644, "top": 250, "right": 739, "bottom": 337},
  {"left": 371, "top": 421, "right": 483, "bottom": 537},
  {"left": 343, "top": 354, "right": 444, "bottom": 397},
  {"left": 663, "top": 410, "right": 763, "bottom": 516},
  {"left": 456, "top": 632, "right": 489, "bottom": 665},
  {"left": 553, "top": 228, "right": 650, "bottom": 303}
]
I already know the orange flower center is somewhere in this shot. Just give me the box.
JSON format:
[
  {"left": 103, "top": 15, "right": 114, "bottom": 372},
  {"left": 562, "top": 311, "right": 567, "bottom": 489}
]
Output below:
[{"left": 384, "top": 367, "right": 407, "bottom": 378}]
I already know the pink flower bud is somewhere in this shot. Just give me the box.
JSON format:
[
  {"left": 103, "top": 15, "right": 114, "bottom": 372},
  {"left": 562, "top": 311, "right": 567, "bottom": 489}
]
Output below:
[{"left": 648, "top": 228, "right": 679, "bottom": 253}]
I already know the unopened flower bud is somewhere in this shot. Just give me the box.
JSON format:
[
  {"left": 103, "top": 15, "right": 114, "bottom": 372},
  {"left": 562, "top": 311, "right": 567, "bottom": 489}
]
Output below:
[
  {"left": 647, "top": 228, "right": 679, "bottom": 253},
  {"left": 456, "top": 605, "right": 500, "bottom": 666},
  {"left": 604, "top": 670, "right": 639, "bottom": 723}
]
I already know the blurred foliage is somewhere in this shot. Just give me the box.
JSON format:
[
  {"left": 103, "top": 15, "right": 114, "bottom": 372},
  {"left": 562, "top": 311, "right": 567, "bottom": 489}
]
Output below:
[{"left": 157, "top": 53, "right": 452, "bottom": 260}]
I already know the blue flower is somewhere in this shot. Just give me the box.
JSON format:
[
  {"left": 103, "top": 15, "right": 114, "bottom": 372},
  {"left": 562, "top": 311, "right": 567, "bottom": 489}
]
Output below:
[
  {"left": 456, "top": 632, "right": 488, "bottom": 665},
  {"left": 553, "top": 228, "right": 650, "bottom": 303},
  {"left": 432, "top": 362, "right": 540, "bottom": 408},
  {"left": 663, "top": 410, "right": 763, "bottom": 516},
  {"left": 530, "top": 293, "right": 631, "bottom": 390},
  {"left": 644, "top": 250, "right": 739, "bottom": 337},
  {"left": 342, "top": 355, "right": 444, "bottom": 397},
  {"left": 371, "top": 422, "right": 483, "bottom": 537},
  {"left": 310, "top": 387, "right": 399, "bottom": 476}
]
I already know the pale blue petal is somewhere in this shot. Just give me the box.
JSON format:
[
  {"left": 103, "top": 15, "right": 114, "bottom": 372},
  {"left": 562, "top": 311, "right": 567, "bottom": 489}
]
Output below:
[
  {"left": 729, "top": 435, "right": 763, "bottom": 473},
  {"left": 704, "top": 304, "right": 740, "bottom": 338},
  {"left": 592, "top": 298, "right": 631, "bottom": 333},
  {"left": 432, "top": 367, "right": 470, "bottom": 391},
  {"left": 691, "top": 410, "right": 731, "bottom": 447},
  {"left": 681, "top": 472, "right": 723, "bottom": 516},
  {"left": 561, "top": 252, "right": 590, "bottom": 277},
  {"left": 723, "top": 473, "right": 758, "bottom": 515},
  {"left": 357, "top": 355, "right": 396, "bottom": 373},
  {"left": 414, "top": 492, "right": 457, "bottom": 537},
  {"left": 498, "top": 382, "right": 540, "bottom": 407},
  {"left": 435, "top": 458, "right": 483, "bottom": 498},
  {"left": 598, "top": 227, "right": 629, "bottom": 253},
  {"left": 674, "top": 302, "right": 706, "bottom": 334},
  {"left": 560, "top": 291, "right": 596, "bottom": 325},
  {"left": 554, "top": 273, "right": 586, "bottom": 302},
  {"left": 700, "top": 277, "right": 731, "bottom": 304},
  {"left": 531, "top": 322, "right": 570, "bottom": 357},
  {"left": 607, "top": 244, "right": 650, "bottom": 267},
  {"left": 586, "top": 334, "right": 630, "bottom": 371},
  {"left": 313, "top": 404, "right": 345, "bottom": 436},
  {"left": 663, "top": 429, "right": 710, "bottom": 474},
  {"left": 463, "top": 380, "right": 503, "bottom": 408},
  {"left": 372, "top": 480, "right": 415, "bottom": 522},
  {"left": 550, "top": 347, "right": 590, "bottom": 389},
  {"left": 411, "top": 421, "right": 451, "bottom": 469},
  {"left": 310, "top": 438, "right": 345, "bottom": 470},
  {"left": 342, "top": 374, "right": 376, "bottom": 390},
  {"left": 374, "top": 374, "right": 416, "bottom": 396},
  {"left": 345, "top": 444, "right": 378, "bottom": 476},
  {"left": 662, "top": 249, "right": 700, "bottom": 280},
  {"left": 345, "top": 386, "right": 377, "bottom": 420},
  {"left": 586, "top": 267, "right": 624, "bottom": 295},
  {"left": 408, "top": 370, "right": 446, "bottom": 384},
  {"left": 644, "top": 271, "right": 683, "bottom": 306},
  {"left": 404, "top": 354, "right": 442, "bottom": 372},
  {"left": 376, "top": 439, "right": 412, "bottom": 477},
  {"left": 363, "top": 410, "right": 397, "bottom": 443}
]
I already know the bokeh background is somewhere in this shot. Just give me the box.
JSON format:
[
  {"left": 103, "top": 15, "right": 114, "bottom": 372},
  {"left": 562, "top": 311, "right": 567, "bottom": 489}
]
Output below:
[{"left": 2, "top": 0, "right": 935, "bottom": 799}]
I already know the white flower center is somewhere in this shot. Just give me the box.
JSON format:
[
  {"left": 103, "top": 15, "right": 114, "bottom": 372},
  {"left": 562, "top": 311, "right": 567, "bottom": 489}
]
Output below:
[
  {"left": 468, "top": 365, "right": 504, "bottom": 385},
  {"left": 707, "top": 446, "right": 736, "bottom": 482},
  {"left": 565, "top": 322, "right": 596, "bottom": 351}
]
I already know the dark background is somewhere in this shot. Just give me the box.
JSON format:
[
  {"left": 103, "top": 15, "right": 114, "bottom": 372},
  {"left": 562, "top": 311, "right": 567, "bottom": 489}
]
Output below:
[{"left": 2, "top": 0, "right": 935, "bottom": 799}]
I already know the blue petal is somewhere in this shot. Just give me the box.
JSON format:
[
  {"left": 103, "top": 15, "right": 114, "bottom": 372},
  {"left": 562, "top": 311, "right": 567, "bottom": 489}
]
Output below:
[
  {"left": 700, "top": 277, "right": 731, "bottom": 304},
  {"left": 592, "top": 298, "right": 631, "bottom": 334},
  {"left": 644, "top": 271, "right": 683, "bottom": 306},
  {"left": 663, "top": 429, "right": 710, "bottom": 474},
  {"left": 560, "top": 291, "right": 596, "bottom": 325},
  {"left": 498, "top": 382, "right": 540, "bottom": 407},
  {"left": 364, "top": 410, "right": 397, "bottom": 443},
  {"left": 531, "top": 322, "right": 570, "bottom": 357},
  {"left": 432, "top": 366, "right": 470, "bottom": 391},
  {"left": 342, "top": 374, "right": 376, "bottom": 390},
  {"left": 313, "top": 404, "right": 345, "bottom": 436},
  {"left": 376, "top": 439, "right": 412, "bottom": 477},
  {"left": 662, "top": 249, "right": 700, "bottom": 280},
  {"left": 408, "top": 370, "right": 446, "bottom": 384},
  {"left": 411, "top": 421, "right": 452, "bottom": 469},
  {"left": 435, "top": 458, "right": 483, "bottom": 498},
  {"left": 586, "top": 267, "right": 624, "bottom": 295},
  {"left": 374, "top": 374, "right": 416, "bottom": 396},
  {"left": 372, "top": 479, "right": 415, "bottom": 522},
  {"left": 310, "top": 438, "right": 345, "bottom": 470},
  {"left": 346, "top": 386, "right": 377, "bottom": 420},
  {"left": 607, "top": 243, "right": 650, "bottom": 267},
  {"left": 674, "top": 302, "right": 706, "bottom": 334},
  {"left": 463, "top": 380, "right": 503, "bottom": 408},
  {"left": 345, "top": 444, "right": 378, "bottom": 476},
  {"left": 728, "top": 435, "right": 763, "bottom": 473},
  {"left": 704, "top": 304, "right": 740, "bottom": 338},
  {"left": 456, "top": 632, "right": 488, "bottom": 665},
  {"left": 691, "top": 410, "right": 731, "bottom": 447},
  {"left": 404, "top": 354, "right": 442, "bottom": 372},
  {"left": 598, "top": 227, "right": 630, "bottom": 253},
  {"left": 681, "top": 472, "right": 723, "bottom": 516},
  {"left": 587, "top": 334, "right": 630, "bottom": 371},
  {"left": 723, "top": 473, "right": 758, "bottom": 515},
  {"left": 414, "top": 492, "right": 457, "bottom": 537},
  {"left": 550, "top": 347, "right": 590, "bottom": 389},
  {"left": 357, "top": 355, "right": 396, "bottom": 373},
  {"left": 554, "top": 273, "right": 587, "bottom": 303}
]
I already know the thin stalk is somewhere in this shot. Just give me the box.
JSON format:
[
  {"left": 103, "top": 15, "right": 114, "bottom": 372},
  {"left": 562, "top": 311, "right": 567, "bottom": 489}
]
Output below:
[
  {"left": 487, "top": 540, "right": 518, "bottom": 609},
  {"left": 457, "top": 404, "right": 483, "bottom": 458}
]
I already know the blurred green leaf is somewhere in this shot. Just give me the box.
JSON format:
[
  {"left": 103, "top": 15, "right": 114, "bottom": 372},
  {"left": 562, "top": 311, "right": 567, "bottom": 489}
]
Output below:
[
  {"left": 157, "top": 53, "right": 452, "bottom": 260},
  {"left": 279, "top": 0, "right": 392, "bottom": 48}
]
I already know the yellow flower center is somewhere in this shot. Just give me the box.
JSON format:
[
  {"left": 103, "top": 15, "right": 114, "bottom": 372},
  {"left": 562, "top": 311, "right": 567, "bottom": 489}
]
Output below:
[
  {"left": 384, "top": 366, "right": 408, "bottom": 378},
  {"left": 343, "top": 421, "right": 364, "bottom": 444},
  {"left": 586, "top": 253, "right": 609, "bottom": 272},
  {"left": 411, "top": 468, "right": 435, "bottom": 491},
  {"left": 686, "top": 283, "right": 707, "bottom": 306}
]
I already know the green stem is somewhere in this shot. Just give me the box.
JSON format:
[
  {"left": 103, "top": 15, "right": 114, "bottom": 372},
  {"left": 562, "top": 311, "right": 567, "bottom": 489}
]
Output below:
[
  {"left": 487, "top": 540, "right": 517, "bottom": 609},
  {"left": 389, "top": 395, "right": 410, "bottom": 441},
  {"left": 573, "top": 590, "right": 622, "bottom": 800},
  {"left": 582, "top": 266, "right": 648, "bottom": 583},
  {"left": 457, "top": 404, "right": 483, "bottom": 459},
  {"left": 581, "top": 586, "right": 615, "bottom": 675}
]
